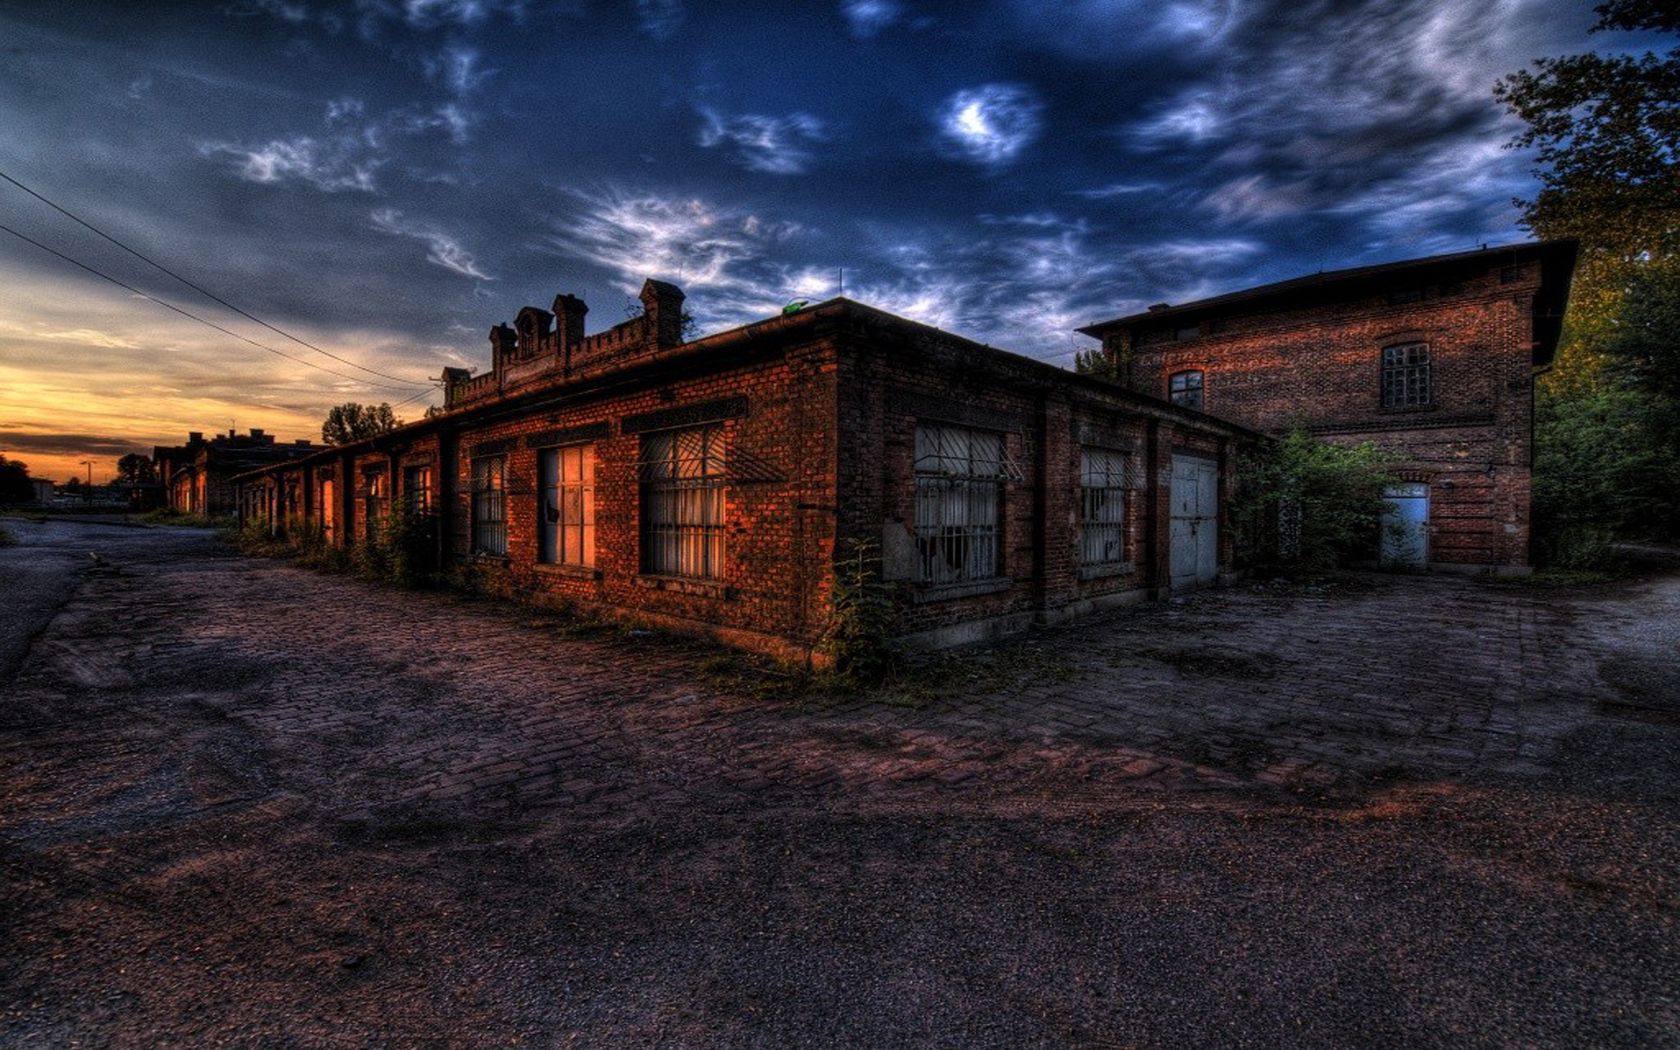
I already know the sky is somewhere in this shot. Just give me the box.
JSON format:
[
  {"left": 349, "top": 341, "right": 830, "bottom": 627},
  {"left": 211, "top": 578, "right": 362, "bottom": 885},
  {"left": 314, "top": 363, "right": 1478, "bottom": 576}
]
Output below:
[{"left": 0, "top": 0, "right": 1622, "bottom": 483}]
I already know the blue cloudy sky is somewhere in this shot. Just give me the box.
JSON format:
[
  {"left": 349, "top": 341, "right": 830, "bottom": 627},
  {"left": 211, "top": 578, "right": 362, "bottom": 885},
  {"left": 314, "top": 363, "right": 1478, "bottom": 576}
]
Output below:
[{"left": 0, "top": 0, "right": 1619, "bottom": 479}]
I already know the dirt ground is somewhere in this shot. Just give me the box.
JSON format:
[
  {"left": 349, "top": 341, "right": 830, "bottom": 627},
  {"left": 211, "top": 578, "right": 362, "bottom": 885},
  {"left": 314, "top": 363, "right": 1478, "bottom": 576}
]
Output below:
[{"left": 2, "top": 518, "right": 1677, "bottom": 1047}]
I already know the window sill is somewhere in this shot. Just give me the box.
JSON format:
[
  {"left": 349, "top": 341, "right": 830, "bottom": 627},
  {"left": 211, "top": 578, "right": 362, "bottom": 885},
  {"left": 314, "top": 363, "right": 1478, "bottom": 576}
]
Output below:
[
  {"left": 469, "top": 552, "right": 510, "bottom": 564},
  {"left": 1377, "top": 403, "right": 1437, "bottom": 414},
  {"left": 1079, "top": 561, "right": 1136, "bottom": 581},
  {"left": 535, "top": 563, "right": 601, "bottom": 581},
  {"left": 912, "top": 578, "right": 1012, "bottom": 604},
  {"left": 635, "top": 575, "right": 732, "bottom": 600}
]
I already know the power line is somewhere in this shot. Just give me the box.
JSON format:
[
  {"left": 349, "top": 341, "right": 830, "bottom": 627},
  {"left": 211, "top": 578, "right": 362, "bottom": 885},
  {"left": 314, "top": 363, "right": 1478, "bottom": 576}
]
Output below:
[
  {"left": 0, "top": 221, "right": 423, "bottom": 393},
  {"left": 0, "top": 167, "right": 433, "bottom": 388}
]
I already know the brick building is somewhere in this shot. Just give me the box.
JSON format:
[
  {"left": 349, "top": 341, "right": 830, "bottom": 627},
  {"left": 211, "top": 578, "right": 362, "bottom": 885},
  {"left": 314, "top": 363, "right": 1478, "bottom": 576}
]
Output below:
[
  {"left": 235, "top": 280, "right": 1254, "bottom": 661},
  {"left": 154, "top": 428, "right": 322, "bottom": 518},
  {"left": 1080, "top": 241, "right": 1578, "bottom": 572}
]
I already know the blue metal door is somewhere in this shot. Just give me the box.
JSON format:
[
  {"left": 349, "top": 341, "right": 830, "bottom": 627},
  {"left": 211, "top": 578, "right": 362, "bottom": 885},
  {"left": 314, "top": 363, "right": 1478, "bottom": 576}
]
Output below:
[{"left": 1380, "top": 483, "right": 1429, "bottom": 568}]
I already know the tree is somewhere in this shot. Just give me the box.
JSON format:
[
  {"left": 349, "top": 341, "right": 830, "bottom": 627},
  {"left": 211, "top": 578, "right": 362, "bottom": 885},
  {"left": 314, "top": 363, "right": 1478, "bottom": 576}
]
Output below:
[
  {"left": 115, "top": 453, "right": 157, "bottom": 484},
  {"left": 1496, "top": 0, "right": 1680, "bottom": 553},
  {"left": 1493, "top": 0, "right": 1679, "bottom": 387},
  {"left": 321, "top": 402, "right": 400, "bottom": 446},
  {"left": 1073, "top": 347, "right": 1122, "bottom": 382},
  {"left": 0, "top": 455, "right": 31, "bottom": 505}
]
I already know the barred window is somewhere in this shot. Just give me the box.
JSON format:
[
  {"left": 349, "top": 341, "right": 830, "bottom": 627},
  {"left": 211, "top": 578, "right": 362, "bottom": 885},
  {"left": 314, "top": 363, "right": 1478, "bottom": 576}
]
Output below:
[
  {"left": 1381, "top": 343, "right": 1431, "bottom": 408},
  {"left": 1080, "top": 448, "right": 1128, "bottom": 566},
  {"left": 363, "top": 471, "right": 387, "bottom": 541},
  {"left": 471, "top": 455, "right": 506, "bottom": 557},
  {"left": 641, "top": 425, "right": 725, "bottom": 579},
  {"left": 1169, "top": 370, "right": 1204, "bottom": 411},
  {"left": 914, "top": 423, "right": 1002, "bottom": 585},
  {"left": 539, "top": 445, "right": 596, "bottom": 567},
  {"left": 402, "top": 465, "right": 430, "bottom": 515}
]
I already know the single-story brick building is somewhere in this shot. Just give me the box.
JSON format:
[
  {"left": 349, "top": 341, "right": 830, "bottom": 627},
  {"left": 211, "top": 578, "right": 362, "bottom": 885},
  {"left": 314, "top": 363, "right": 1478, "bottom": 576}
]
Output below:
[
  {"left": 1079, "top": 241, "right": 1578, "bottom": 573},
  {"left": 234, "top": 280, "right": 1255, "bottom": 661},
  {"left": 155, "top": 428, "right": 322, "bottom": 518}
]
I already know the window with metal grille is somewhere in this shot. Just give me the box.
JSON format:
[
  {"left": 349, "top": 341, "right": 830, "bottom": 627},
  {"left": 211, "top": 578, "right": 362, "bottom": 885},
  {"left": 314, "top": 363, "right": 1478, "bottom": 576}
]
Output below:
[
  {"left": 1080, "top": 448, "right": 1128, "bottom": 566},
  {"left": 402, "top": 465, "right": 429, "bottom": 515},
  {"left": 914, "top": 423, "right": 1002, "bottom": 585},
  {"left": 539, "top": 444, "right": 596, "bottom": 567},
  {"left": 1169, "top": 370, "right": 1204, "bottom": 411},
  {"left": 363, "top": 471, "right": 387, "bottom": 541},
  {"left": 471, "top": 455, "right": 506, "bottom": 556},
  {"left": 640, "top": 426, "right": 725, "bottom": 579},
  {"left": 1381, "top": 343, "right": 1431, "bottom": 408}
]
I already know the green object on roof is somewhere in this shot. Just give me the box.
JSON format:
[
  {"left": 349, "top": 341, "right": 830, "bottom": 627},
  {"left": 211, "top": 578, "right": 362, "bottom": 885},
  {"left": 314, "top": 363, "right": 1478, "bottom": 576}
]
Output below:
[{"left": 782, "top": 298, "right": 811, "bottom": 315}]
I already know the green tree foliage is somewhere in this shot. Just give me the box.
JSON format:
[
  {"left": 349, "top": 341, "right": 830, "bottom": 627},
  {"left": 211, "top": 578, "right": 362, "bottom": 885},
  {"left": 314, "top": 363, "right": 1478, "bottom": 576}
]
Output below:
[
  {"left": 114, "top": 453, "right": 156, "bottom": 484},
  {"left": 321, "top": 402, "right": 400, "bottom": 446},
  {"left": 1235, "top": 429, "right": 1398, "bottom": 573},
  {"left": 0, "top": 454, "right": 32, "bottom": 504},
  {"left": 1073, "top": 347, "right": 1122, "bottom": 382},
  {"left": 1496, "top": 1, "right": 1680, "bottom": 554}
]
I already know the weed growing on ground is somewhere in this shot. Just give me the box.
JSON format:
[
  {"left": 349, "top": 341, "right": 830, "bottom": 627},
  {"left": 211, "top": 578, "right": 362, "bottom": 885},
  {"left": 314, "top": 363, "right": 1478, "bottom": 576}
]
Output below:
[
  {"left": 0, "top": 524, "right": 15, "bottom": 547},
  {"left": 141, "top": 507, "right": 236, "bottom": 529}
]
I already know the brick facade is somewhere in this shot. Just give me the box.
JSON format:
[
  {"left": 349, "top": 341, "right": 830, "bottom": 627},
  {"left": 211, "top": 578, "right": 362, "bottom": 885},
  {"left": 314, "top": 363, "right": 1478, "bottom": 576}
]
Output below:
[
  {"left": 154, "top": 428, "right": 322, "bottom": 518},
  {"left": 1080, "top": 241, "right": 1577, "bottom": 571},
  {"left": 235, "top": 283, "right": 1253, "bottom": 661}
]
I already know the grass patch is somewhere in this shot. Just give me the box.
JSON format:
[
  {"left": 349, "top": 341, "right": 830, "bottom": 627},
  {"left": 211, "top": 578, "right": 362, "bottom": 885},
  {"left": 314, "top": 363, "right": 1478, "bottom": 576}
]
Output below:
[{"left": 140, "top": 507, "right": 235, "bottom": 529}]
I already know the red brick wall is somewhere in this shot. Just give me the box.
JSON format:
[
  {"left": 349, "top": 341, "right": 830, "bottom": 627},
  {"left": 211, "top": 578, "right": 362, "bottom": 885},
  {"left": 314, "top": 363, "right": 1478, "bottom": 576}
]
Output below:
[
  {"left": 1108, "top": 259, "right": 1541, "bottom": 566},
  {"left": 446, "top": 340, "right": 841, "bottom": 659},
  {"left": 836, "top": 319, "right": 1237, "bottom": 643}
]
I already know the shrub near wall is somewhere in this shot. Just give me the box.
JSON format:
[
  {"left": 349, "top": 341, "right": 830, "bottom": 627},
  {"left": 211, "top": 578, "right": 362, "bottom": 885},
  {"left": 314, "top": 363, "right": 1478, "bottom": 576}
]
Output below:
[{"left": 1235, "top": 428, "right": 1398, "bottom": 573}]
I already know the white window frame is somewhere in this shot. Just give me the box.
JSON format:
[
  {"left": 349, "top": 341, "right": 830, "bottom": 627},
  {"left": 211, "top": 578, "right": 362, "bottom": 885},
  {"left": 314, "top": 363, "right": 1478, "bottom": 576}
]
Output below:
[
  {"left": 913, "top": 423, "right": 1003, "bottom": 586},
  {"left": 539, "top": 444, "right": 597, "bottom": 568}
]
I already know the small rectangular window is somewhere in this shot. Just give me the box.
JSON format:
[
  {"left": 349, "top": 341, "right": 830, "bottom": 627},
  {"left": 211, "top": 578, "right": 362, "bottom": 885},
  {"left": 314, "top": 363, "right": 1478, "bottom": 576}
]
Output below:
[
  {"left": 539, "top": 445, "right": 596, "bottom": 567},
  {"left": 1381, "top": 343, "right": 1431, "bottom": 409},
  {"left": 640, "top": 425, "right": 725, "bottom": 579},
  {"left": 1169, "top": 370, "right": 1204, "bottom": 411},
  {"left": 1080, "top": 448, "right": 1128, "bottom": 567},
  {"left": 914, "top": 423, "right": 1002, "bottom": 585},
  {"left": 363, "top": 470, "right": 387, "bottom": 541},
  {"left": 402, "top": 465, "right": 430, "bottom": 515},
  {"left": 471, "top": 455, "right": 507, "bottom": 556},
  {"left": 1174, "top": 323, "right": 1201, "bottom": 342}
]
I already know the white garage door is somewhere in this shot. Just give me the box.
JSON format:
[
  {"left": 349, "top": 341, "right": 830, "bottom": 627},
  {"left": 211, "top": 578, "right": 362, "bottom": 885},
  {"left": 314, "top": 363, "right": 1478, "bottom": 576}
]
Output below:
[{"left": 1170, "top": 454, "right": 1219, "bottom": 590}]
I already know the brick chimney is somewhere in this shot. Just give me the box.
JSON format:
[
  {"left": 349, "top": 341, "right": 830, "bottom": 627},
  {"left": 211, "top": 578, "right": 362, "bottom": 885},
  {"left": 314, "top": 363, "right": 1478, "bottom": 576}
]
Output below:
[
  {"left": 553, "top": 293, "right": 588, "bottom": 352},
  {"left": 489, "top": 324, "right": 517, "bottom": 372},
  {"left": 639, "top": 279, "right": 686, "bottom": 349}
]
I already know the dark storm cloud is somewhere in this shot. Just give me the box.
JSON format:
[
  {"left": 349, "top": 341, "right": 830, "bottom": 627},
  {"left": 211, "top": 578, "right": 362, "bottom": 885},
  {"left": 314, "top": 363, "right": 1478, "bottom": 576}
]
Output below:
[{"left": 0, "top": 0, "right": 1599, "bottom": 403}]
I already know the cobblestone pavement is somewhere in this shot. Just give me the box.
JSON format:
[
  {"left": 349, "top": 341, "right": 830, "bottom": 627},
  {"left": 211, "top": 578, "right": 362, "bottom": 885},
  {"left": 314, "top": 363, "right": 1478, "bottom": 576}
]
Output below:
[{"left": 2, "top": 520, "right": 1677, "bottom": 1047}]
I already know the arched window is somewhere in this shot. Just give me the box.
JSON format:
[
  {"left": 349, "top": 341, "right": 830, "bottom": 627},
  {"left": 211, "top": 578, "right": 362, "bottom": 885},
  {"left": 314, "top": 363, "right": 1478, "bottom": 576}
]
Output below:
[
  {"left": 1381, "top": 343, "right": 1431, "bottom": 408},
  {"left": 1169, "top": 370, "right": 1204, "bottom": 411}
]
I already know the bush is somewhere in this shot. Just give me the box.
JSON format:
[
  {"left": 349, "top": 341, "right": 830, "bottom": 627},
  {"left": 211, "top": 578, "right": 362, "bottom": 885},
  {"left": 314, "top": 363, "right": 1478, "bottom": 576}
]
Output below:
[
  {"left": 140, "top": 507, "right": 235, "bottom": 529},
  {"left": 1533, "top": 385, "right": 1680, "bottom": 561},
  {"left": 1235, "top": 428, "right": 1399, "bottom": 573},
  {"left": 819, "top": 539, "right": 899, "bottom": 684}
]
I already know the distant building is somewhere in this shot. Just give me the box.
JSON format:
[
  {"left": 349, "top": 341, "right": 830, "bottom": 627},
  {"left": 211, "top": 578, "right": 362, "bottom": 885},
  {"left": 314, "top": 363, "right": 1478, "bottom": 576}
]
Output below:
[
  {"left": 235, "top": 279, "right": 1255, "bottom": 660},
  {"left": 1080, "top": 241, "right": 1578, "bottom": 573},
  {"left": 29, "top": 478, "right": 53, "bottom": 504},
  {"left": 154, "top": 429, "right": 323, "bottom": 518}
]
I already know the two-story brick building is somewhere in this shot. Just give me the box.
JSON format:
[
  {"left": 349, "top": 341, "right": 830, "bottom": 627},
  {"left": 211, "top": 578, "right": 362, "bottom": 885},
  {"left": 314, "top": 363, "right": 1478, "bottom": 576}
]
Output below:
[
  {"left": 235, "top": 280, "right": 1255, "bottom": 661},
  {"left": 1079, "top": 241, "right": 1577, "bottom": 572}
]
